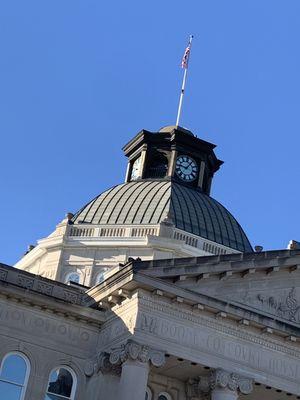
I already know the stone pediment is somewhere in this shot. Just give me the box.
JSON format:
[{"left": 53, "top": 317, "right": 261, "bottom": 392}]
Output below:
[
  {"left": 134, "top": 249, "right": 300, "bottom": 326},
  {"left": 219, "top": 287, "right": 300, "bottom": 324},
  {"left": 172, "top": 270, "right": 300, "bottom": 325}
]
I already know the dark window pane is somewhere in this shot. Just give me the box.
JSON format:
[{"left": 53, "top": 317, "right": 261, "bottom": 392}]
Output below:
[
  {"left": 0, "top": 381, "right": 22, "bottom": 400},
  {"left": 45, "top": 394, "right": 67, "bottom": 400},
  {"left": 66, "top": 273, "right": 79, "bottom": 283},
  {"left": 0, "top": 355, "right": 27, "bottom": 385},
  {"left": 47, "top": 368, "right": 73, "bottom": 397}
]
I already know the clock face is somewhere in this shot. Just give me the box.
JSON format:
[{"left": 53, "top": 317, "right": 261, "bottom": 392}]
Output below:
[
  {"left": 175, "top": 155, "right": 198, "bottom": 181},
  {"left": 131, "top": 157, "right": 141, "bottom": 180}
]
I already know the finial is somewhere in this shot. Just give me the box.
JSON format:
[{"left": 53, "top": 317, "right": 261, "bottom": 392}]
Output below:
[
  {"left": 254, "top": 245, "right": 263, "bottom": 253},
  {"left": 24, "top": 244, "right": 35, "bottom": 255},
  {"left": 66, "top": 212, "right": 74, "bottom": 224}
]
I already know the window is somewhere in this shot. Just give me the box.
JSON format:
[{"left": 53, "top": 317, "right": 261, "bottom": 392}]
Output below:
[
  {"left": 145, "top": 387, "right": 152, "bottom": 400},
  {"left": 45, "top": 367, "right": 76, "bottom": 400},
  {"left": 65, "top": 272, "right": 80, "bottom": 284},
  {"left": 95, "top": 268, "right": 109, "bottom": 285},
  {"left": 96, "top": 272, "right": 105, "bottom": 284},
  {"left": 158, "top": 393, "right": 172, "bottom": 400},
  {"left": 0, "top": 352, "right": 30, "bottom": 400},
  {"left": 145, "top": 150, "right": 168, "bottom": 178}
]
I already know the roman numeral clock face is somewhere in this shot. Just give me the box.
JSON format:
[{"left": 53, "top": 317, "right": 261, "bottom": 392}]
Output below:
[{"left": 175, "top": 155, "right": 198, "bottom": 182}]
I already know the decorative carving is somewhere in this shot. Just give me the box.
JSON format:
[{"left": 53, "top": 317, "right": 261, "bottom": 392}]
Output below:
[
  {"left": 36, "top": 281, "right": 53, "bottom": 295},
  {"left": 0, "top": 269, "right": 8, "bottom": 281},
  {"left": 63, "top": 290, "right": 78, "bottom": 304},
  {"left": 17, "top": 275, "right": 34, "bottom": 289},
  {"left": 236, "top": 287, "right": 300, "bottom": 323},
  {"left": 257, "top": 288, "right": 300, "bottom": 322},
  {"left": 84, "top": 352, "right": 122, "bottom": 377},
  {"left": 109, "top": 340, "right": 165, "bottom": 367},
  {"left": 137, "top": 293, "right": 300, "bottom": 359},
  {"left": 97, "top": 352, "right": 122, "bottom": 375},
  {"left": 186, "top": 369, "right": 253, "bottom": 398},
  {"left": 83, "top": 360, "right": 95, "bottom": 377},
  {"left": 238, "top": 377, "right": 253, "bottom": 395},
  {"left": 98, "top": 340, "right": 165, "bottom": 376}
]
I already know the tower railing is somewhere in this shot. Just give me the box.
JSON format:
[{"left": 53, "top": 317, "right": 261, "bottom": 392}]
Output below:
[{"left": 67, "top": 224, "right": 237, "bottom": 255}]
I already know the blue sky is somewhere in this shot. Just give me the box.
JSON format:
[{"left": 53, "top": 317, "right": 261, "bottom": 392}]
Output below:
[{"left": 1, "top": 1, "right": 300, "bottom": 264}]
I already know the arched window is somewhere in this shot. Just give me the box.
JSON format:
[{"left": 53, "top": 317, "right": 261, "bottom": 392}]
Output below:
[
  {"left": 65, "top": 272, "right": 80, "bottom": 284},
  {"left": 0, "top": 352, "right": 30, "bottom": 400},
  {"left": 145, "top": 386, "right": 152, "bottom": 400},
  {"left": 158, "top": 392, "right": 172, "bottom": 400},
  {"left": 45, "top": 367, "right": 76, "bottom": 400},
  {"left": 145, "top": 150, "right": 168, "bottom": 178},
  {"left": 95, "top": 268, "right": 109, "bottom": 285}
]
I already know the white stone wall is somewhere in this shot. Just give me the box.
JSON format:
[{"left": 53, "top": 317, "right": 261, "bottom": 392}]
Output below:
[{"left": 15, "top": 217, "right": 236, "bottom": 287}]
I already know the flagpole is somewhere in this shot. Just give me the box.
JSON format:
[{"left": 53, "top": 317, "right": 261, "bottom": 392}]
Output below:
[
  {"left": 176, "top": 67, "right": 188, "bottom": 126},
  {"left": 176, "top": 35, "right": 193, "bottom": 127}
]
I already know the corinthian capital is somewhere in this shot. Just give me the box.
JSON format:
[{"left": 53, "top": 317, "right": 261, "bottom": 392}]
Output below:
[
  {"left": 186, "top": 368, "right": 253, "bottom": 398},
  {"left": 109, "top": 339, "right": 166, "bottom": 367},
  {"left": 97, "top": 352, "right": 122, "bottom": 375},
  {"left": 98, "top": 340, "right": 165, "bottom": 375},
  {"left": 211, "top": 369, "right": 253, "bottom": 395}
]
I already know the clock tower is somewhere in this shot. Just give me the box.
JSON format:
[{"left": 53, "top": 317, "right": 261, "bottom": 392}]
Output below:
[
  {"left": 123, "top": 125, "right": 223, "bottom": 195},
  {"left": 15, "top": 123, "right": 252, "bottom": 289}
]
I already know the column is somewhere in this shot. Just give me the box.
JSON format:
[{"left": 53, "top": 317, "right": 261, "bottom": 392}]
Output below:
[
  {"left": 167, "top": 150, "right": 177, "bottom": 177},
  {"left": 186, "top": 368, "right": 253, "bottom": 400},
  {"left": 99, "top": 340, "right": 166, "bottom": 400},
  {"left": 211, "top": 369, "right": 253, "bottom": 400},
  {"left": 119, "top": 359, "right": 149, "bottom": 400},
  {"left": 211, "top": 387, "right": 238, "bottom": 400}
]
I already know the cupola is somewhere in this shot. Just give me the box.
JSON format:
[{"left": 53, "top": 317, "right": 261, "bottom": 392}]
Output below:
[{"left": 123, "top": 125, "right": 223, "bottom": 195}]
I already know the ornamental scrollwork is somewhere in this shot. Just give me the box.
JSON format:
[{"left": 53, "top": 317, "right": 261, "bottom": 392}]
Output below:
[
  {"left": 255, "top": 287, "right": 300, "bottom": 323},
  {"left": 84, "top": 351, "right": 122, "bottom": 377},
  {"left": 91, "top": 340, "right": 165, "bottom": 376},
  {"left": 211, "top": 369, "right": 253, "bottom": 394},
  {"left": 186, "top": 369, "right": 253, "bottom": 398},
  {"left": 109, "top": 340, "right": 165, "bottom": 367}
]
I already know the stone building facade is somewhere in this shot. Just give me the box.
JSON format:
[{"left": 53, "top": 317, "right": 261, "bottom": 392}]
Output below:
[{"left": 1, "top": 126, "right": 300, "bottom": 400}]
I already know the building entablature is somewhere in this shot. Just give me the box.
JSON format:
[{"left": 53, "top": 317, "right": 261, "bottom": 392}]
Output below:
[
  {"left": 0, "top": 263, "right": 106, "bottom": 327},
  {"left": 86, "top": 262, "right": 300, "bottom": 338},
  {"left": 89, "top": 271, "right": 300, "bottom": 395}
]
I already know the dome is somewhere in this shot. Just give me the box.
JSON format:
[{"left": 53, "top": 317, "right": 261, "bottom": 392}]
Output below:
[
  {"left": 72, "top": 180, "right": 252, "bottom": 253},
  {"left": 158, "top": 125, "right": 194, "bottom": 136}
]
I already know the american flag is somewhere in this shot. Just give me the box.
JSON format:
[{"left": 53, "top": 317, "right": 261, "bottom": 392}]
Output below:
[{"left": 181, "top": 36, "right": 193, "bottom": 69}]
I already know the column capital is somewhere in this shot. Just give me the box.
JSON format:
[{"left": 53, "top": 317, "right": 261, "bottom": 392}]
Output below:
[
  {"left": 98, "top": 352, "right": 122, "bottom": 375},
  {"left": 186, "top": 368, "right": 253, "bottom": 399},
  {"left": 110, "top": 339, "right": 166, "bottom": 367},
  {"left": 98, "top": 339, "right": 166, "bottom": 375},
  {"left": 211, "top": 369, "right": 253, "bottom": 395}
]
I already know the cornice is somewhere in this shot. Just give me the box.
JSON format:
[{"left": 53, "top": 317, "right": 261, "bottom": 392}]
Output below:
[
  {"left": 137, "top": 292, "right": 300, "bottom": 358},
  {"left": 134, "top": 273, "right": 300, "bottom": 334},
  {"left": 0, "top": 265, "right": 106, "bottom": 325},
  {"left": 85, "top": 262, "right": 300, "bottom": 336},
  {"left": 134, "top": 249, "right": 300, "bottom": 279}
]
